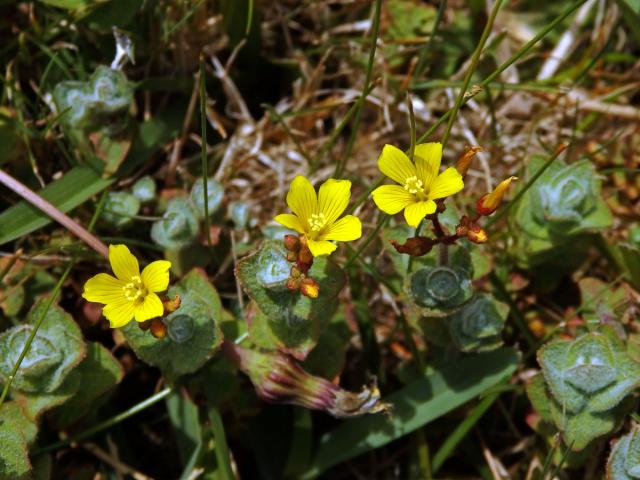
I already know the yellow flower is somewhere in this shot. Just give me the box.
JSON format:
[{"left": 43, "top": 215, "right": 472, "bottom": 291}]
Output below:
[
  {"left": 371, "top": 143, "right": 464, "bottom": 227},
  {"left": 83, "top": 245, "right": 171, "bottom": 328},
  {"left": 274, "top": 176, "right": 362, "bottom": 257}
]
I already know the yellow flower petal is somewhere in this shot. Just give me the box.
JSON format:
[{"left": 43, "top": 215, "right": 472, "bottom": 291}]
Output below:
[
  {"left": 428, "top": 167, "right": 464, "bottom": 200},
  {"left": 378, "top": 144, "right": 416, "bottom": 185},
  {"left": 318, "top": 179, "right": 351, "bottom": 225},
  {"left": 286, "top": 176, "right": 317, "bottom": 227},
  {"left": 274, "top": 213, "right": 306, "bottom": 234},
  {"left": 141, "top": 260, "right": 171, "bottom": 293},
  {"left": 404, "top": 200, "right": 437, "bottom": 227},
  {"left": 109, "top": 244, "right": 140, "bottom": 281},
  {"left": 414, "top": 142, "right": 442, "bottom": 189},
  {"left": 82, "top": 273, "right": 125, "bottom": 304},
  {"left": 307, "top": 238, "right": 337, "bottom": 256},
  {"left": 321, "top": 215, "right": 362, "bottom": 242},
  {"left": 134, "top": 293, "right": 164, "bottom": 322},
  {"left": 372, "top": 185, "right": 415, "bottom": 214},
  {"left": 103, "top": 299, "right": 135, "bottom": 328}
]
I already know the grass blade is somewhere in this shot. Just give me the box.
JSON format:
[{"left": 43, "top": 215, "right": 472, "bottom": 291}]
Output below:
[{"left": 301, "top": 347, "right": 520, "bottom": 478}]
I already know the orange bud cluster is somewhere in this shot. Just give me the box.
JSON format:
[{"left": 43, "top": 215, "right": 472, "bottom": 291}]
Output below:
[
  {"left": 283, "top": 234, "right": 320, "bottom": 299},
  {"left": 456, "top": 216, "right": 488, "bottom": 244}
]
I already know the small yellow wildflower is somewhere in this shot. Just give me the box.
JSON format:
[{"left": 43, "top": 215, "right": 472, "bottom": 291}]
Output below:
[
  {"left": 274, "top": 176, "right": 362, "bottom": 257},
  {"left": 371, "top": 143, "right": 464, "bottom": 227},
  {"left": 83, "top": 244, "right": 171, "bottom": 328}
]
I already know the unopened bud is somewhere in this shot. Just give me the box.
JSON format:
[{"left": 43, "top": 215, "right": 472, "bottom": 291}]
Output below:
[
  {"left": 466, "top": 224, "right": 488, "bottom": 244},
  {"left": 163, "top": 294, "right": 181, "bottom": 313},
  {"left": 300, "top": 277, "right": 320, "bottom": 299},
  {"left": 283, "top": 234, "right": 300, "bottom": 252},
  {"left": 455, "top": 146, "right": 483, "bottom": 177},
  {"left": 297, "top": 244, "right": 313, "bottom": 272},
  {"left": 390, "top": 237, "right": 435, "bottom": 257},
  {"left": 138, "top": 320, "right": 152, "bottom": 331},
  {"left": 149, "top": 318, "right": 167, "bottom": 339},
  {"left": 476, "top": 176, "right": 518, "bottom": 216},
  {"left": 221, "top": 341, "right": 392, "bottom": 418}
]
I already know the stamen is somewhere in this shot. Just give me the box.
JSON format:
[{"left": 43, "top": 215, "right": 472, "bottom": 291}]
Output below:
[
  {"left": 122, "top": 275, "right": 146, "bottom": 301},
  {"left": 404, "top": 176, "right": 424, "bottom": 195},
  {"left": 308, "top": 212, "right": 327, "bottom": 232}
]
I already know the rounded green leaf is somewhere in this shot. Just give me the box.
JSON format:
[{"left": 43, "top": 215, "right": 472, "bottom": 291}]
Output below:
[
  {"left": 122, "top": 269, "right": 223, "bottom": 382},
  {"left": 151, "top": 196, "right": 200, "bottom": 249}
]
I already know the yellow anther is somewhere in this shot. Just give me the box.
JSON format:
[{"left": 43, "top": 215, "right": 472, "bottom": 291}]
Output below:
[
  {"left": 308, "top": 212, "right": 327, "bottom": 232},
  {"left": 403, "top": 176, "right": 424, "bottom": 195},
  {"left": 122, "top": 275, "right": 146, "bottom": 301}
]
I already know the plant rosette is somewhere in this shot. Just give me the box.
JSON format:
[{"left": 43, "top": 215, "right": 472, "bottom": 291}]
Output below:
[{"left": 510, "top": 156, "right": 612, "bottom": 267}]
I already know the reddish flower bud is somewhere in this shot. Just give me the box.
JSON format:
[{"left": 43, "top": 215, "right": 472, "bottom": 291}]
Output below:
[
  {"left": 221, "top": 341, "right": 392, "bottom": 418},
  {"left": 283, "top": 234, "right": 301, "bottom": 252},
  {"left": 390, "top": 237, "right": 435, "bottom": 257},
  {"left": 297, "top": 242, "right": 314, "bottom": 273},
  {"left": 149, "top": 318, "right": 168, "bottom": 339},
  {"left": 300, "top": 278, "right": 320, "bottom": 299},
  {"left": 138, "top": 320, "right": 152, "bottom": 331},
  {"left": 476, "top": 176, "right": 518, "bottom": 216},
  {"left": 455, "top": 145, "right": 483, "bottom": 177}
]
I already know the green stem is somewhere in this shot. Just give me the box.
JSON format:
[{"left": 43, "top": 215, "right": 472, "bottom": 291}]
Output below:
[
  {"left": 441, "top": 0, "right": 505, "bottom": 148},
  {"left": 33, "top": 388, "right": 173, "bottom": 454},
  {"left": 199, "top": 57, "right": 212, "bottom": 247},
  {"left": 407, "top": 93, "right": 417, "bottom": 162},
  {"left": 333, "top": 0, "right": 383, "bottom": 178},
  {"left": 208, "top": 405, "right": 235, "bottom": 480},
  {"left": 412, "top": 0, "right": 448, "bottom": 84}
]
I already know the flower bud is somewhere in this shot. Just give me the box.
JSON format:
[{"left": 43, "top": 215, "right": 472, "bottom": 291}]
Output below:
[
  {"left": 283, "top": 234, "right": 301, "bottom": 252},
  {"left": 221, "top": 341, "right": 392, "bottom": 418},
  {"left": 466, "top": 224, "right": 488, "bottom": 244},
  {"left": 300, "top": 278, "right": 320, "bottom": 299},
  {"left": 149, "top": 318, "right": 168, "bottom": 339},
  {"left": 476, "top": 176, "right": 518, "bottom": 216},
  {"left": 390, "top": 237, "right": 435, "bottom": 257},
  {"left": 163, "top": 294, "right": 181, "bottom": 314},
  {"left": 455, "top": 146, "right": 483, "bottom": 178},
  {"left": 297, "top": 244, "right": 313, "bottom": 272}
]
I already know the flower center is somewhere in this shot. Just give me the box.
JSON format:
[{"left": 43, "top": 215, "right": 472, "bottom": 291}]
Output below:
[
  {"left": 122, "top": 275, "right": 146, "bottom": 301},
  {"left": 404, "top": 176, "right": 424, "bottom": 195},
  {"left": 308, "top": 212, "right": 327, "bottom": 232}
]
